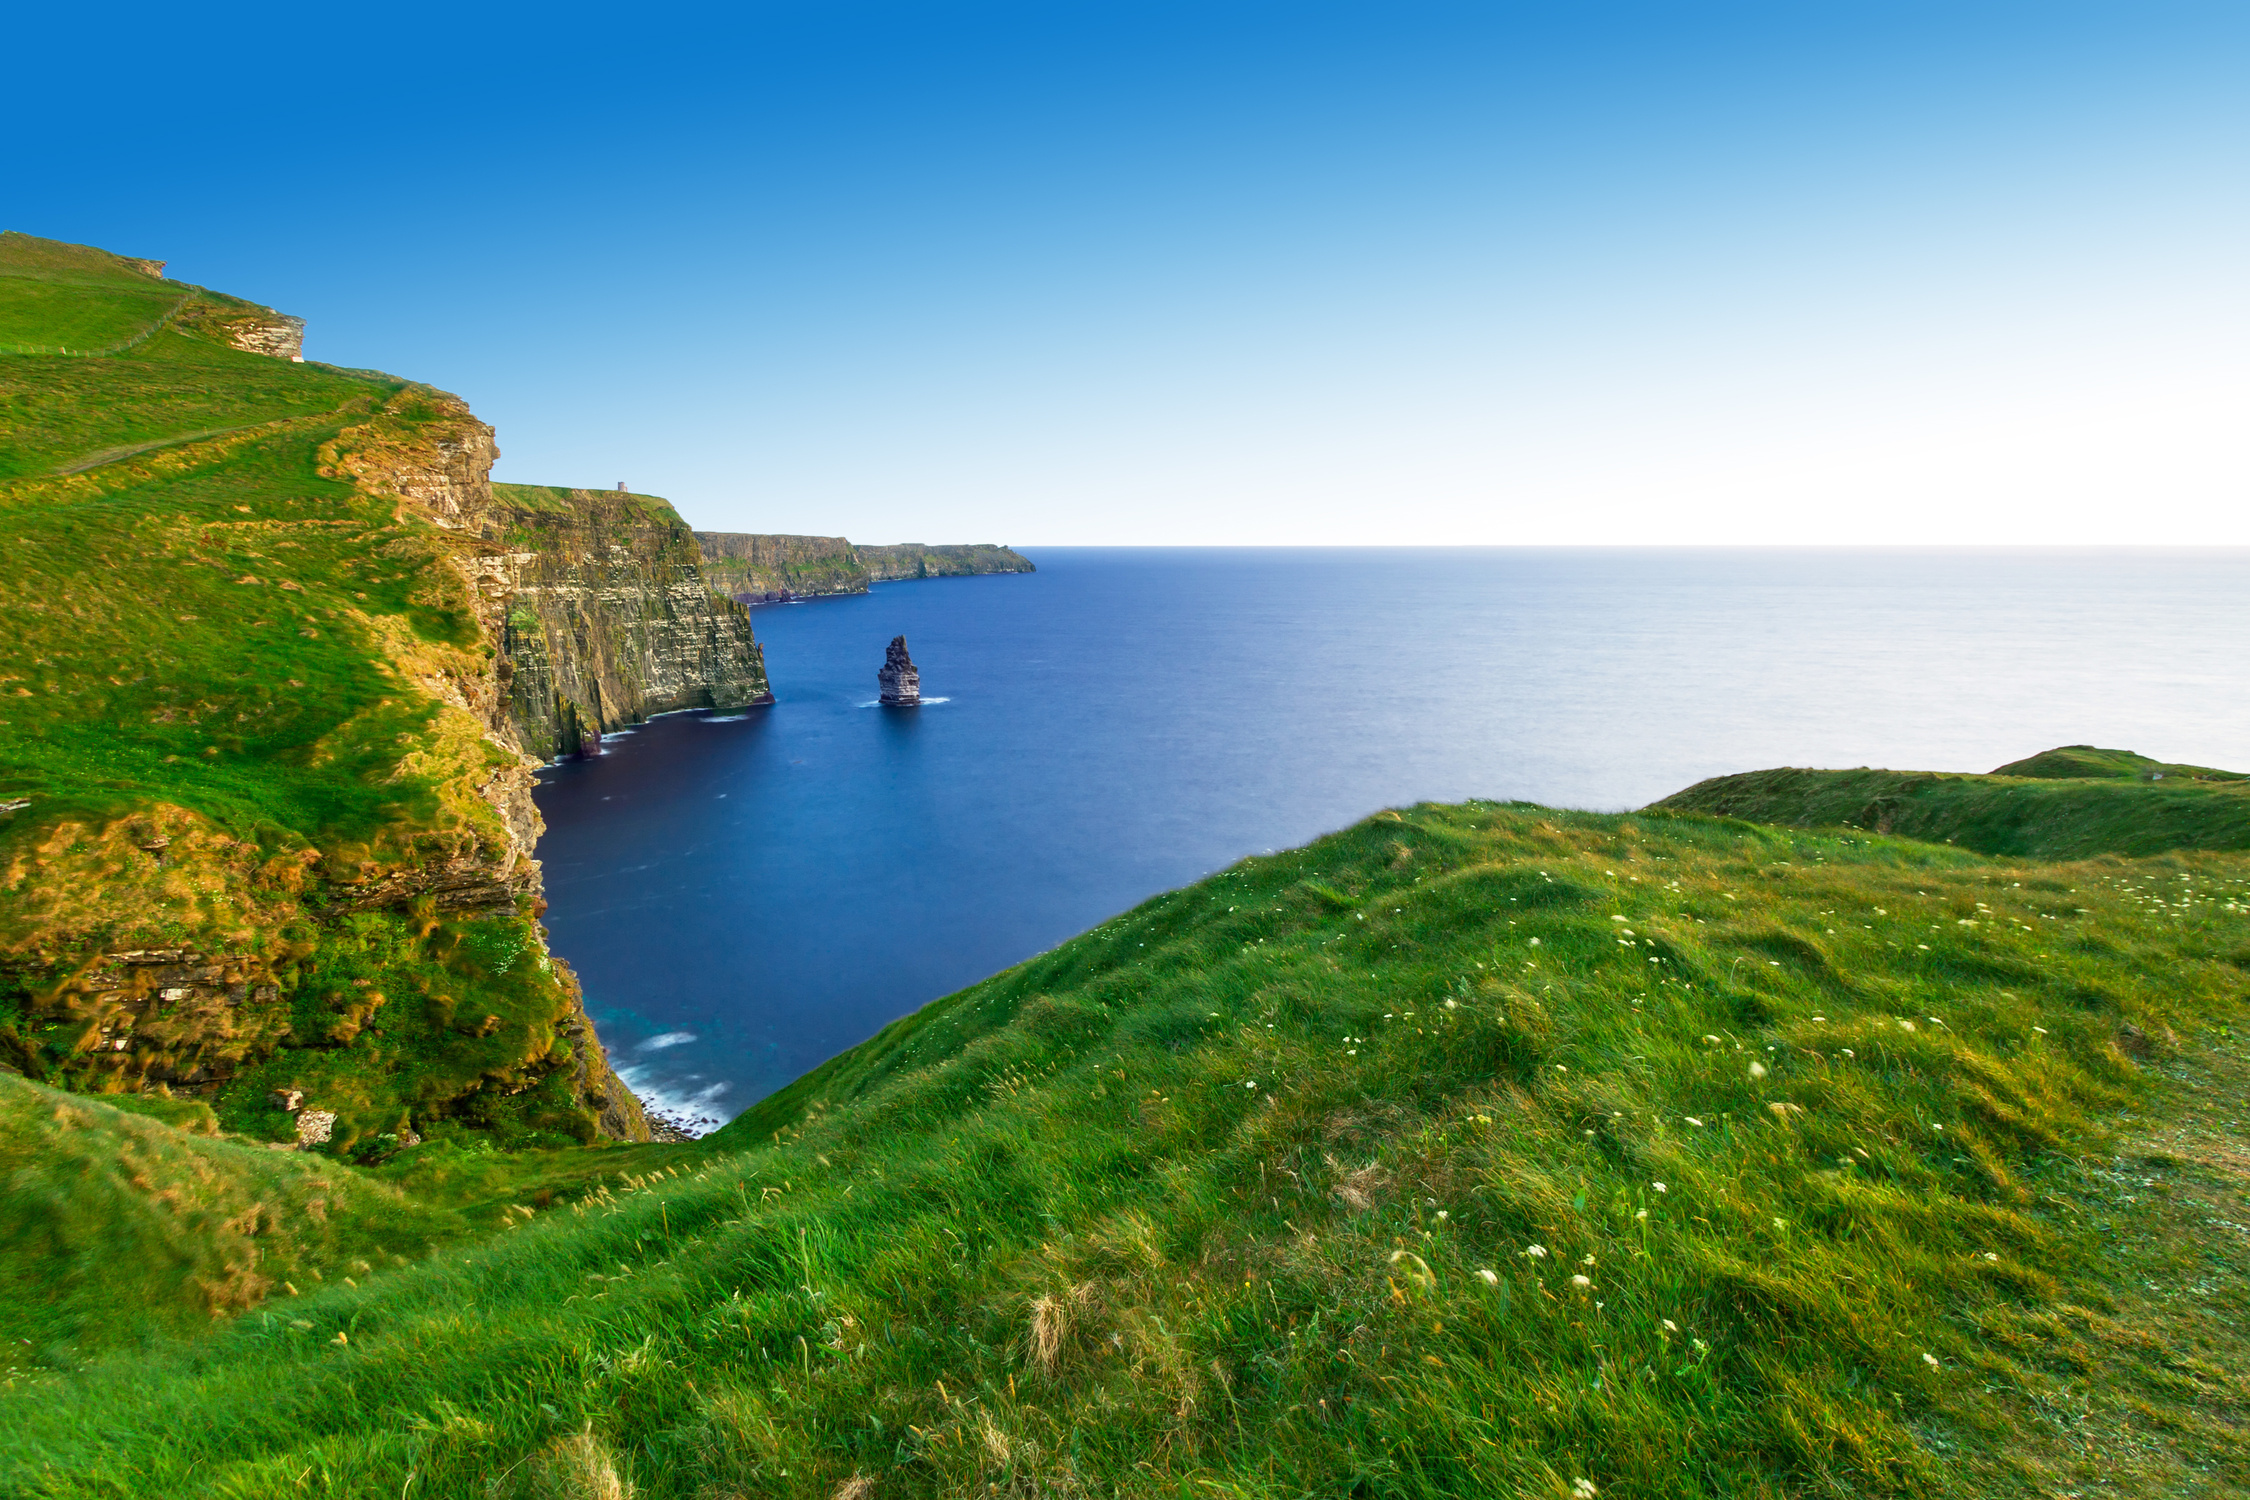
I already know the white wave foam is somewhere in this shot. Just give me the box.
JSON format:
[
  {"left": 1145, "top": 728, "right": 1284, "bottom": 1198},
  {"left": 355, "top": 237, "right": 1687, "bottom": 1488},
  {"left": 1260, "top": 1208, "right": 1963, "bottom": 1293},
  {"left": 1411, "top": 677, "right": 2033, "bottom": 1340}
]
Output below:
[
  {"left": 636, "top": 1030, "right": 697, "bottom": 1051},
  {"left": 615, "top": 1065, "right": 735, "bottom": 1136}
]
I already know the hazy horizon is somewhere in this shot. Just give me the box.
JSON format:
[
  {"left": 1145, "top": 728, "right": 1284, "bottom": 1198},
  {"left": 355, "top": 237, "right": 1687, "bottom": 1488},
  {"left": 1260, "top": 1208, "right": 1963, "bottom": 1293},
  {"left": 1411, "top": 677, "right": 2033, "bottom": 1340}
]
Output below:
[{"left": 17, "top": 1, "right": 2247, "bottom": 548}]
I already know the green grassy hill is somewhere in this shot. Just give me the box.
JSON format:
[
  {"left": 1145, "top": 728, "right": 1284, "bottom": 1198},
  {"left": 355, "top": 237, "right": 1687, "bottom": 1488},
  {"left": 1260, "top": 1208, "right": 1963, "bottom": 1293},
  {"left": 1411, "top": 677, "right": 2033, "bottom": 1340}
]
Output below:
[
  {"left": 1, "top": 774, "right": 2243, "bottom": 1497},
  {"left": 0, "top": 233, "right": 643, "bottom": 1165},
  {"left": 1656, "top": 747, "right": 2250, "bottom": 861},
  {"left": 8, "top": 236, "right": 2247, "bottom": 1498}
]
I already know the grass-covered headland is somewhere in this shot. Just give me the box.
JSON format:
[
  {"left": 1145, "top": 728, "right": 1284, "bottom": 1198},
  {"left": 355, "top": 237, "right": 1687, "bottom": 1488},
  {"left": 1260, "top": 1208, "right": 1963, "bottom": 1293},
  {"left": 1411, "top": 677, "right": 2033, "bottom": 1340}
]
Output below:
[
  {"left": 1, "top": 231, "right": 651, "bottom": 1163},
  {"left": 1, "top": 751, "right": 2245, "bottom": 1498}
]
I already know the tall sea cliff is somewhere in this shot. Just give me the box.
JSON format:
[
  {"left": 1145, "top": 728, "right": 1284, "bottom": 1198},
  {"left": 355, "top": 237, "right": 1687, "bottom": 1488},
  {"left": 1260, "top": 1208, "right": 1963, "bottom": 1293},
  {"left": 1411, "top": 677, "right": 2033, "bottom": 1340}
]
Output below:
[
  {"left": 694, "top": 530, "right": 1032, "bottom": 603},
  {"left": 485, "top": 485, "right": 770, "bottom": 759},
  {"left": 0, "top": 234, "right": 777, "bottom": 1149}
]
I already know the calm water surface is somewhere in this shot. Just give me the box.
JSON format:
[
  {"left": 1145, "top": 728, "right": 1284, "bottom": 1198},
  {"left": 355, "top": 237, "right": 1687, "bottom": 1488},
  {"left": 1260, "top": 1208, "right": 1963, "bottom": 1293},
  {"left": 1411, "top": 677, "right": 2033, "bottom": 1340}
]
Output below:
[{"left": 532, "top": 547, "right": 2250, "bottom": 1126}]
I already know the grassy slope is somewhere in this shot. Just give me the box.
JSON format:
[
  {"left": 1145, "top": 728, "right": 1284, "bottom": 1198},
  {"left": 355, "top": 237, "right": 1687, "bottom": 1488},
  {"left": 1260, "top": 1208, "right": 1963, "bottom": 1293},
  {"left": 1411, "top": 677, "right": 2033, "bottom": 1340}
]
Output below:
[
  {"left": 0, "top": 1066, "right": 690, "bottom": 1363},
  {"left": 1656, "top": 752, "right": 2250, "bottom": 862},
  {"left": 2, "top": 791, "right": 2244, "bottom": 1497},
  {"left": 0, "top": 237, "right": 619, "bottom": 1168}
]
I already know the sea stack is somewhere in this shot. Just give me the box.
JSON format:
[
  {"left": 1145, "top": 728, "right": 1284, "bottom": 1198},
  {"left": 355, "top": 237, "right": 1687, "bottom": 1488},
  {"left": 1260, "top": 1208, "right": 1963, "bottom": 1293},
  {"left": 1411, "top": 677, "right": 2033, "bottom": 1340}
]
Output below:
[{"left": 878, "top": 635, "right": 921, "bottom": 706}]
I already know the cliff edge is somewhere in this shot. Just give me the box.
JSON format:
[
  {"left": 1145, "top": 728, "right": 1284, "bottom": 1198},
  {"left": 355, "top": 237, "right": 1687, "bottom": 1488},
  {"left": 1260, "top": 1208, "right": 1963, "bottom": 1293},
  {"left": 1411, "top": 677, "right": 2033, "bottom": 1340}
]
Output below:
[
  {"left": 692, "top": 530, "right": 1032, "bottom": 604},
  {"left": 485, "top": 485, "right": 771, "bottom": 759},
  {"left": 0, "top": 233, "right": 658, "bottom": 1149}
]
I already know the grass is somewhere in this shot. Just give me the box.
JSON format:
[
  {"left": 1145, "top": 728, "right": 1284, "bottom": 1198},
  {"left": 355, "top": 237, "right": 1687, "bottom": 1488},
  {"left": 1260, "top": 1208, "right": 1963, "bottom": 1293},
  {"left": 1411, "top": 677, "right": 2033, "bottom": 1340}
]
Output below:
[
  {"left": 0, "top": 233, "right": 626, "bottom": 1154},
  {"left": 0, "top": 1069, "right": 691, "bottom": 1362},
  {"left": 0, "top": 787, "right": 2243, "bottom": 1497},
  {"left": 1657, "top": 753, "right": 2250, "bottom": 861},
  {"left": 9, "top": 230, "right": 2247, "bottom": 1494}
]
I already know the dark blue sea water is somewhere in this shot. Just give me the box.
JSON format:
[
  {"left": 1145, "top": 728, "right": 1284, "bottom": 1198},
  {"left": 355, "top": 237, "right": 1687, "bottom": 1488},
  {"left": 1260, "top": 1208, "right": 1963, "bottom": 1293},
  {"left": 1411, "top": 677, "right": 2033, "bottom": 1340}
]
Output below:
[{"left": 531, "top": 547, "right": 2250, "bottom": 1128}]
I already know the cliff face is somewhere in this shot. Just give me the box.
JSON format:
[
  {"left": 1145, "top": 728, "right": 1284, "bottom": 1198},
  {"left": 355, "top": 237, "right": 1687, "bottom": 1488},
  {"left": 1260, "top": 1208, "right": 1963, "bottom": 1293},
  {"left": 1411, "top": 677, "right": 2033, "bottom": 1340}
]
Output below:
[
  {"left": 859, "top": 542, "right": 1035, "bottom": 582},
  {"left": 692, "top": 532, "right": 1034, "bottom": 605},
  {"left": 692, "top": 532, "right": 868, "bottom": 602},
  {"left": 486, "top": 487, "right": 772, "bottom": 759},
  {"left": 0, "top": 234, "right": 653, "bottom": 1152}
]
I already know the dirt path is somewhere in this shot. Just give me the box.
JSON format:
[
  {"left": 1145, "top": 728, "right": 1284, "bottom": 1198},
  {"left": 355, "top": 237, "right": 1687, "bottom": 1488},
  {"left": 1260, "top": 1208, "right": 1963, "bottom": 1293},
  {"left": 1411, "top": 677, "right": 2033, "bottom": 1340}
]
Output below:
[{"left": 49, "top": 423, "right": 264, "bottom": 475}]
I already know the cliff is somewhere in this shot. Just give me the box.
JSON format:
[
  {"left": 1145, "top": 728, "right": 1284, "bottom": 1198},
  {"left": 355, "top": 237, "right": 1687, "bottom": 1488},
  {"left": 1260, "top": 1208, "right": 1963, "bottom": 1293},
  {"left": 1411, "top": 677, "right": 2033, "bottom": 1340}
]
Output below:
[
  {"left": 483, "top": 486, "right": 771, "bottom": 759},
  {"left": 859, "top": 541, "right": 1035, "bottom": 581},
  {"left": 691, "top": 531, "right": 866, "bottom": 603},
  {"left": 0, "top": 233, "right": 654, "bottom": 1153},
  {"left": 692, "top": 530, "right": 1033, "bottom": 604}
]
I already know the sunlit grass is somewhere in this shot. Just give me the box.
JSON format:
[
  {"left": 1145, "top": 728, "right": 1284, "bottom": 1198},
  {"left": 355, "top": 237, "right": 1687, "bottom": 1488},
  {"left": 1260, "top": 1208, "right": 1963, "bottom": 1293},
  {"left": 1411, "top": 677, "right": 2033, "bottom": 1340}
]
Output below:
[{"left": 2, "top": 801, "right": 2241, "bottom": 1496}]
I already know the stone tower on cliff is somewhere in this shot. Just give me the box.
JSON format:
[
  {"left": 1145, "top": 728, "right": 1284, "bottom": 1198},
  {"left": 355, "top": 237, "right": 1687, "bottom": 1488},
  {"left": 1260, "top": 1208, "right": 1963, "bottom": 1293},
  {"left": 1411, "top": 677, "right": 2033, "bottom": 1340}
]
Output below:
[{"left": 878, "top": 635, "right": 920, "bottom": 706}]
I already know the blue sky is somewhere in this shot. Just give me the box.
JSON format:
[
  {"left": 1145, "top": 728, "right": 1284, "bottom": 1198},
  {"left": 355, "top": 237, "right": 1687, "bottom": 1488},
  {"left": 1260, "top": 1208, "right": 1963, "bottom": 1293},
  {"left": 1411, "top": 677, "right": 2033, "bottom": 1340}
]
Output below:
[{"left": 13, "top": 2, "right": 2247, "bottom": 543}]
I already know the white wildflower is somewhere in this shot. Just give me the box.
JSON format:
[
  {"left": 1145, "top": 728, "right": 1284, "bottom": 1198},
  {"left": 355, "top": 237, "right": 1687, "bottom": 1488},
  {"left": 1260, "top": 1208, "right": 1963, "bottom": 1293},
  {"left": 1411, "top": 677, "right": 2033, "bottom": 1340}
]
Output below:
[
  {"left": 1748, "top": 1061, "right": 1767, "bottom": 1080},
  {"left": 1922, "top": 1352, "right": 1940, "bottom": 1368},
  {"left": 1524, "top": 1244, "right": 1548, "bottom": 1259},
  {"left": 1652, "top": 1181, "right": 1668, "bottom": 1193},
  {"left": 1569, "top": 1274, "right": 1592, "bottom": 1288},
  {"left": 1661, "top": 1319, "right": 1679, "bottom": 1333},
  {"left": 1477, "top": 1268, "right": 1500, "bottom": 1286},
  {"left": 1684, "top": 1117, "right": 1705, "bottom": 1128}
]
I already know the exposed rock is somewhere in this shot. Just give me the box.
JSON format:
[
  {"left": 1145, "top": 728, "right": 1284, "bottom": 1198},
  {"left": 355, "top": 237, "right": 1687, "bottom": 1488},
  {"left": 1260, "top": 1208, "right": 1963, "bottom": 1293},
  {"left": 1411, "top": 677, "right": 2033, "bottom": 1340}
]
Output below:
[
  {"left": 481, "top": 486, "right": 774, "bottom": 760},
  {"left": 879, "top": 636, "right": 921, "bottom": 706},
  {"left": 170, "top": 298, "right": 307, "bottom": 361},
  {"left": 693, "top": 531, "right": 867, "bottom": 603},
  {"left": 858, "top": 542, "right": 1035, "bottom": 582},
  {"left": 0, "top": 238, "right": 661, "bottom": 1144},
  {"left": 294, "top": 1109, "right": 337, "bottom": 1147},
  {"left": 692, "top": 533, "right": 1035, "bottom": 605}
]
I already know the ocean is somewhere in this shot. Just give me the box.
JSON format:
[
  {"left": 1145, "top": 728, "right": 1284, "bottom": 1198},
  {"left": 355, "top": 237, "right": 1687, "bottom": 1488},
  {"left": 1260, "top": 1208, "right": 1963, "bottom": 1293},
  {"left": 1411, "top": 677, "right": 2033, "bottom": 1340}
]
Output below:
[{"left": 530, "top": 546, "right": 2249, "bottom": 1128}]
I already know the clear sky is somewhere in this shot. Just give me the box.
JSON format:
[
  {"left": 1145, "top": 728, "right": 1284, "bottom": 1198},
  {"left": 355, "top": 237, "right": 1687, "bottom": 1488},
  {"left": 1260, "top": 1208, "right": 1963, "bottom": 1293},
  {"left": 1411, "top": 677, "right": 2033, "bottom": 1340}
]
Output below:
[{"left": 14, "top": 2, "right": 2247, "bottom": 545}]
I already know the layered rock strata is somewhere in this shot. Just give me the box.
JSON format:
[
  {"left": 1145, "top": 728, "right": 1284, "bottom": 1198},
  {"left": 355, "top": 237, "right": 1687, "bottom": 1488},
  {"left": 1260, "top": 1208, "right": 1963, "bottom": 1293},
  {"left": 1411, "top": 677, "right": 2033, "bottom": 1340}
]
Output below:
[
  {"left": 693, "top": 532, "right": 866, "bottom": 603},
  {"left": 859, "top": 542, "right": 1035, "bottom": 582},
  {"left": 483, "top": 487, "right": 773, "bottom": 759},
  {"left": 0, "top": 235, "right": 660, "bottom": 1146},
  {"left": 878, "top": 635, "right": 920, "bottom": 706},
  {"left": 693, "top": 532, "right": 1034, "bottom": 605}
]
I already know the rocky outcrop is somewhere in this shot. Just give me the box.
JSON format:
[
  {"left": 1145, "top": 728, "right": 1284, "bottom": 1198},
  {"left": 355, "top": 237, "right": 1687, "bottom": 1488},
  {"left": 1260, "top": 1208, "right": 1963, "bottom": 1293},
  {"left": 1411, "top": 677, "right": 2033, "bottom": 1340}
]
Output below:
[
  {"left": 172, "top": 300, "right": 306, "bottom": 360},
  {"left": 483, "top": 487, "right": 773, "bottom": 759},
  {"left": 692, "top": 533, "right": 1035, "bottom": 606},
  {"left": 878, "top": 636, "right": 920, "bottom": 706}
]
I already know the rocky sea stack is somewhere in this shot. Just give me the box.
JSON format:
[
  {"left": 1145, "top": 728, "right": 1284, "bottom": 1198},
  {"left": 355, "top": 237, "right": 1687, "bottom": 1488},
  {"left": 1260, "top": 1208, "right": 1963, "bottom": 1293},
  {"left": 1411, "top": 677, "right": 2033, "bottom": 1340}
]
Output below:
[{"left": 877, "top": 635, "right": 921, "bottom": 706}]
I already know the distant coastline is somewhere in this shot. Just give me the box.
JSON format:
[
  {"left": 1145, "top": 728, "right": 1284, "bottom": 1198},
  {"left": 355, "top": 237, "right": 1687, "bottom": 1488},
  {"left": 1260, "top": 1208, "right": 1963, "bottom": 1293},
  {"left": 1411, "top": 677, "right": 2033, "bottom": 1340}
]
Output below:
[{"left": 693, "top": 532, "right": 1033, "bottom": 605}]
